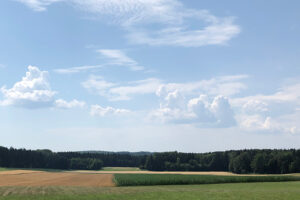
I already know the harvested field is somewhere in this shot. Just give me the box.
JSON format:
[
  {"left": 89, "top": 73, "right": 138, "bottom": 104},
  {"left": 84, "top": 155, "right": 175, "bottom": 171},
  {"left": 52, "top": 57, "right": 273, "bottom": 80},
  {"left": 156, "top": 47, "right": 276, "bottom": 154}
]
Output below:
[{"left": 0, "top": 171, "right": 114, "bottom": 187}]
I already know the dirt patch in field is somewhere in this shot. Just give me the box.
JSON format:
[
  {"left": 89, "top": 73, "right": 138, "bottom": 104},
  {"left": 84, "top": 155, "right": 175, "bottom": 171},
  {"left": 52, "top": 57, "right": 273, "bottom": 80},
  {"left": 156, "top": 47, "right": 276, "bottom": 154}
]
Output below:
[{"left": 0, "top": 171, "right": 114, "bottom": 187}]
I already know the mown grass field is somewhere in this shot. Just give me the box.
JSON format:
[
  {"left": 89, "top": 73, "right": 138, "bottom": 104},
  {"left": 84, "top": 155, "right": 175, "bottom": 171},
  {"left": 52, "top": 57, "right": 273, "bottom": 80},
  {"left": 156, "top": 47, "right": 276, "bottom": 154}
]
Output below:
[
  {"left": 0, "top": 181, "right": 300, "bottom": 200},
  {"left": 114, "top": 174, "right": 300, "bottom": 186}
]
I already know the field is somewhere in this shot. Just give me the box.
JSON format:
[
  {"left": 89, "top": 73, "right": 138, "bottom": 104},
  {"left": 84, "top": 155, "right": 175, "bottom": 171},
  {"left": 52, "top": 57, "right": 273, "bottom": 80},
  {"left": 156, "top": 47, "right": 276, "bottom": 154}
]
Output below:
[
  {"left": 1, "top": 182, "right": 300, "bottom": 200},
  {"left": 114, "top": 174, "right": 300, "bottom": 186},
  {"left": 1, "top": 169, "right": 300, "bottom": 200},
  {"left": 101, "top": 167, "right": 141, "bottom": 171},
  {"left": 0, "top": 170, "right": 114, "bottom": 187}
]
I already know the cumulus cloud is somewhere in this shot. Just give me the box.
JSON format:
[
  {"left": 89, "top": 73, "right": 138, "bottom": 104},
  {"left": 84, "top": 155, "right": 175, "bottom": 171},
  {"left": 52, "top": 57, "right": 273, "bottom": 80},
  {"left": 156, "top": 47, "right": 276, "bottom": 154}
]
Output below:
[
  {"left": 0, "top": 65, "right": 56, "bottom": 108},
  {"left": 242, "top": 100, "right": 269, "bottom": 114},
  {"left": 0, "top": 65, "right": 86, "bottom": 110},
  {"left": 55, "top": 99, "right": 86, "bottom": 109},
  {"left": 90, "top": 104, "right": 130, "bottom": 117},
  {"left": 210, "top": 96, "right": 236, "bottom": 127},
  {"left": 152, "top": 87, "right": 236, "bottom": 127},
  {"left": 231, "top": 82, "right": 300, "bottom": 134},
  {"left": 16, "top": 0, "right": 240, "bottom": 47}
]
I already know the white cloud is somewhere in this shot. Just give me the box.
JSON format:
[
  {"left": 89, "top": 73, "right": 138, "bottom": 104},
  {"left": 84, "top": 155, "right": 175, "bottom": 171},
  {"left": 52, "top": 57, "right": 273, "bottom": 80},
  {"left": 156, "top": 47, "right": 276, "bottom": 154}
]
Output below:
[
  {"left": 157, "top": 75, "right": 248, "bottom": 97},
  {"left": 232, "top": 83, "right": 300, "bottom": 106},
  {"left": 81, "top": 75, "right": 116, "bottom": 99},
  {"left": 82, "top": 77, "right": 161, "bottom": 101},
  {"left": 242, "top": 100, "right": 269, "bottom": 114},
  {"left": 109, "top": 78, "right": 161, "bottom": 101},
  {"left": 152, "top": 89, "right": 236, "bottom": 127},
  {"left": 231, "top": 82, "right": 300, "bottom": 134},
  {"left": 16, "top": 0, "right": 241, "bottom": 47},
  {"left": 0, "top": 65, "right": 56, "bottom": 108},
  {"left": 55, "top": 99, "right": 85, "bottom": 109},
  {"left": 97, "top": 49, "right": 144, "bottom": 71},
  {"left": 82, "top": 74, "right": 247, "bottom": 102},
  {"left": 54, "top": 49, "right": 144, "bottom": 74},
  {"left": 127, "top": 17, "right": 240, "bottom": 47},
  {"left": 90, "top": 104, "right": 130, "bottom": 117},
  {"left": 0, "top": 64, "right": 5, "bottom": 69},
  {"left": 210, "top": 96, "right": 236, "bottom": 127},
  {"left": 15, "top": 0, "right": 61, "bottom": 12},
  {"left": 54, "top": 65, "right": 104, "bottom": 74}
]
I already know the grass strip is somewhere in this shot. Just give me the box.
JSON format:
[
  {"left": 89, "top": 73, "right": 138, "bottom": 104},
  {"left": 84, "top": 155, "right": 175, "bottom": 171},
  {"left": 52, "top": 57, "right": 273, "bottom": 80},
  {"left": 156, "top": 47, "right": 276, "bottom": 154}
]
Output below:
[{"left": 114, "top": 174, "right": 300, "bottom": 186}]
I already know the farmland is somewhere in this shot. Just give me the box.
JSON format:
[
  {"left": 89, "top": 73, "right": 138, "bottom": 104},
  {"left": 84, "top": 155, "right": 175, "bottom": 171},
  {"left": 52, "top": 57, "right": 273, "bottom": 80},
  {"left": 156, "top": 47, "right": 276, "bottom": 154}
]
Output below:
[
  {"left": 0, "top": 169, "right": 300, "bottom": 199},
  {"left": 114, "top": 174, "right": 300, "bottom": 186},
  {"left": 0, "top": 181, "right": 300, "bottom": 200}
]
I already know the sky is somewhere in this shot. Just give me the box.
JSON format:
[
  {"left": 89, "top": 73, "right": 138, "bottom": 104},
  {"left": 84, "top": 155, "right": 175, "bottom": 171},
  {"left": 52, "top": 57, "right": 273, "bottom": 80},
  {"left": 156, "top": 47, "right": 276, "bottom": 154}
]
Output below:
[{"left": 0, "top": 0, "right": 300, "bottom": 152}]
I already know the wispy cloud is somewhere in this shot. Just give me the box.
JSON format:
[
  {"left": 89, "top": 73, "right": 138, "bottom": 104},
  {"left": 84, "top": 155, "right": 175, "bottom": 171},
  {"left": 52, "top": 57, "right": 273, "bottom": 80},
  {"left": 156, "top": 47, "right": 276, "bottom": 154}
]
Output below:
[
  {"left": 82, "top": 76, "right": 161, "bottom": 101},
  {"left": 157, "top": 75, "right": 249, "bottom": 97},
  {"left": 54, "top": 49, "right": 144, "bottom": 74},
  {"left": 81, "top": 75, "right": 116, "bottom": 98},
  {"left": 109, "top": 78, "right": 161, "bottom": 100},
  {"left": 82, "top": 74, "right": 248, "bottom": 102},
  {"left": 54, "top": 65, "right": 104, "bottom": 74},
  {"left": 16, "top": 0, "right": 241, "bottom": 47},
  {"left": 97, "top": 49, "right": 144, "bottom": 71},
  {"left": 15, "top": 0, "right": 61, "bottom": 12},
  {"left": 0, "top": 64, "right": 5, "bottom": 69}
]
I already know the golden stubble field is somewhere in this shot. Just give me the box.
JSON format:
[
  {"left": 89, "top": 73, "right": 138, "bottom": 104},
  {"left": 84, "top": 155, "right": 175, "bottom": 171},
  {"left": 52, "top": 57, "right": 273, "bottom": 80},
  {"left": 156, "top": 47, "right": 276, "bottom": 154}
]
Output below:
[{"left": 0, "top": 170, "right": 114, "bottom": 187}]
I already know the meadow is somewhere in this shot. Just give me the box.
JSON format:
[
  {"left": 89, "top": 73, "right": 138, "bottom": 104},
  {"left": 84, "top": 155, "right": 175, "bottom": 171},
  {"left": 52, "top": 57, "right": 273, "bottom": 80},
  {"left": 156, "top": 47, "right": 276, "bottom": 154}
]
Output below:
[{"left": 0, "top": 181, "right": 300, "bottom": 200}]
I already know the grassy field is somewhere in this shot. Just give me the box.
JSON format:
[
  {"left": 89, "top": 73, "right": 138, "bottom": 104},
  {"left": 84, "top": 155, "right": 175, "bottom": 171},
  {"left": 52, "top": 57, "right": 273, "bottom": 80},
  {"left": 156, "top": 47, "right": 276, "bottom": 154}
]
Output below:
[
  {"left": 114, "top": 174, "right": 300, "bottom": 186},
  {"left": 101, "top": 167, "right": 142, "bottom": 171},
  {"left": 0, "top": 181, "right": 300, "bottom": 200}
]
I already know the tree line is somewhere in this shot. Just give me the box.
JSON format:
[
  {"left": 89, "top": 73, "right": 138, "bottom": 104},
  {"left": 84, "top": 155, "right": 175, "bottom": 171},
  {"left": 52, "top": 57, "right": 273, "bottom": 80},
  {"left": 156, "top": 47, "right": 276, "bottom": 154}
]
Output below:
[
  {"left": 0, "top": 146, "right": 300, "bottom": 174},
  {"left": 0, "top": 147, "right": 104, "bottom": 170},
  {"left": 143, "top": 149, "right": 300, "bottom": 174}
]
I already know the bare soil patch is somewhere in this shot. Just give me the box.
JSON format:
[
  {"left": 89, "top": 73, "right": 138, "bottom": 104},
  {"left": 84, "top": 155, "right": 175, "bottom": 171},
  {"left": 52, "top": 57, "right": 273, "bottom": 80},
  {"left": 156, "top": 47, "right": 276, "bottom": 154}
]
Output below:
[{"left": 0, "top": 171, "right": 114, "bottom": 187}]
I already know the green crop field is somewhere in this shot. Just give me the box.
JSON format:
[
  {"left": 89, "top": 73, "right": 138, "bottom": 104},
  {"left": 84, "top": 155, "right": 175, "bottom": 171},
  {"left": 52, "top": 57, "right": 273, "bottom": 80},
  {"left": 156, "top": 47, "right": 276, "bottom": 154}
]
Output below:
[
  {"left": 100, "top": 167, "right": 142, "bottom": 171},
  {"left": 114, "top": 174, "right": 300, "bottom": 186},
  {"left": 0, "top": 181, "right": 300, "bottom": 200},
  {"left": 0, "top": 168, "right": 10, "bottom": 172}
]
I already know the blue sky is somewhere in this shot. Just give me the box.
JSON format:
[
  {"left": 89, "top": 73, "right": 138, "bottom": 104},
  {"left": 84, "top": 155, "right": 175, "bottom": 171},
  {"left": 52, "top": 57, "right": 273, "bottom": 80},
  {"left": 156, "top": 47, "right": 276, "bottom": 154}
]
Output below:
[{"left": 0, "top": 0, "right": 300, "bottom": 152}]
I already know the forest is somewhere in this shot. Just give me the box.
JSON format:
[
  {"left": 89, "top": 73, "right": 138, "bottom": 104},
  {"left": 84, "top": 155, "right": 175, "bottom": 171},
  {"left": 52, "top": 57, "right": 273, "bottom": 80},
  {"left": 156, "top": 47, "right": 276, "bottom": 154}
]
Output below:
[{"left": 0, "top": 146, "right": 299, "bottom": 173}]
